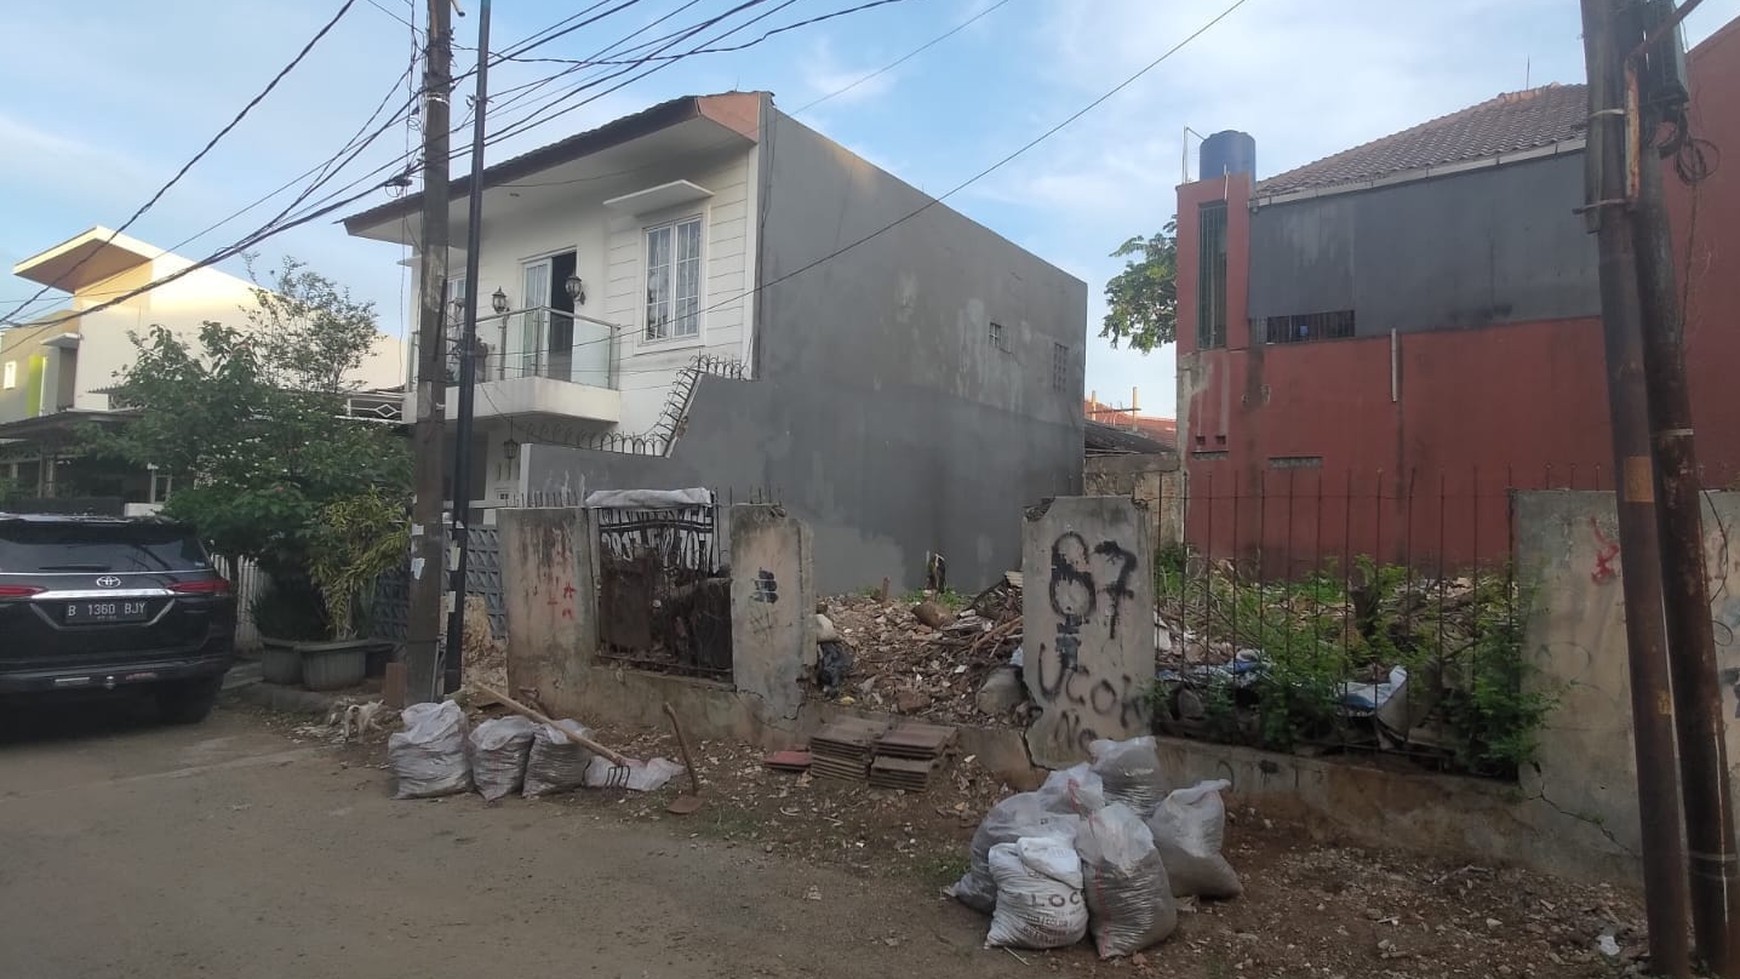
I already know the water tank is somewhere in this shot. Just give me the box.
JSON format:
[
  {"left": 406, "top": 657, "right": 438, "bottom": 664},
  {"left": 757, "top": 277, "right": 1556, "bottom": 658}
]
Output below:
[{"left": 1199, "top": 130, "right": 1256, "bottom": 180}]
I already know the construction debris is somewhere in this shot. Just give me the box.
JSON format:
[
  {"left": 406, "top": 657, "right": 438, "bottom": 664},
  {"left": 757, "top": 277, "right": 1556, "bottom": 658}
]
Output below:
[{"left": 820, "top": 575, "right": 1025, "bottom": 725}]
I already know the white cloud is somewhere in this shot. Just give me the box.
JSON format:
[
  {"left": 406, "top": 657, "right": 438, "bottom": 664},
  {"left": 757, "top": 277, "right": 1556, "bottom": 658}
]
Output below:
[{"left": 798, "top": 37, "right": 900, "bottom": 107}]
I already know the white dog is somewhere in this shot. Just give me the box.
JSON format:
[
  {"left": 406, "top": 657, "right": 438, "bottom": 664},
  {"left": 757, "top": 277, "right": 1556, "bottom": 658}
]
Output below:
[{"left": 326, "top": 699, "right": 392, "bottom": 742}]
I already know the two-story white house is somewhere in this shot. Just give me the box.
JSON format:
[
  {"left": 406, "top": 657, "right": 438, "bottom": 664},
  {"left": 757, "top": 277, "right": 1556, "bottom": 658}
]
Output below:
[
  {"left": 0, "top": 228, "right": 403, "bottom": 503},
  {"left": 344, "top": 91, "right": 1088, "bottom": 592}
]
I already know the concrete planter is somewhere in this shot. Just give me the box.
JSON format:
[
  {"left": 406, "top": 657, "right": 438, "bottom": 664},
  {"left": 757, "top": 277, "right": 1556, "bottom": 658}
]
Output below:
[
  {"left": 259, "top": 641, "right": 304, "bottom": 685},
  {"left": 297, "top": 640, "right": 376, "bottom": 691}
]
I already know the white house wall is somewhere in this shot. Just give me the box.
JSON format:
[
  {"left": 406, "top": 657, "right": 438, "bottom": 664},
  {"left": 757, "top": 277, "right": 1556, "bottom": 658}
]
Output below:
[{"left": 421, "top": 145, "right": 758, "bottom": 436}]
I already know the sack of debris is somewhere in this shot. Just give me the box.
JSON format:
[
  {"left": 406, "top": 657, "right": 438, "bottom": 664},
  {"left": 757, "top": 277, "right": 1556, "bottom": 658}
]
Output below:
[
  {"left": 985, "top": 836, "right": 1090, "bottom": 949},
  {"left": 951, "top": 792, "right": 1085, "bottom": 913},
  {"left": 1036, "top": 762, "right": 1107, "bottom": 814},
  {"left": 469, "top": 715, "right": 538, "bottom": 802},
  {"left": 1146, "top": 779, "right": 1242, "bottom": 899},
  {"left": 522, "top": 719, "right": 596, "bottom": 799},
  {"left": 1089, "top": 736, "right": 1168, "bottom": 817},
  {"left": 1076, "top": 802, "right": 1178, "bottom": 958},
  {"left": 388, "top": 701, "right": 473, "bottom": 800}
]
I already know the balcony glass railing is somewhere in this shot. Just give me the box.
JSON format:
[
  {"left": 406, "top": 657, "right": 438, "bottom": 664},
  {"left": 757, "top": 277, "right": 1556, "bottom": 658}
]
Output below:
[{"left": 416, "top": 307, "right": 617, "bottom": 390}]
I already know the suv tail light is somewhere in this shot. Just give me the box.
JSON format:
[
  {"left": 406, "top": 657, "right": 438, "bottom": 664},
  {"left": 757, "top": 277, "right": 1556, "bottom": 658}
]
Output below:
[
  {"left": 0, "top": 584, "right": 44, "bottom": 598},
  {"left": 170, "top": 578, "right": 231, "bottom": 596}
]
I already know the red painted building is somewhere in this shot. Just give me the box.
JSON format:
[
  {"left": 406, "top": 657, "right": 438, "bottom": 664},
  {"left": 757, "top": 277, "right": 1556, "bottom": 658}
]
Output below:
[{"left": 1175, "top": 18, "right": 1740, "bottom": 573}]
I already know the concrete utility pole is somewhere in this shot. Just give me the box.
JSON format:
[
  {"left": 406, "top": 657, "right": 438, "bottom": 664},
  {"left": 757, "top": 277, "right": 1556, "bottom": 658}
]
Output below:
[
  {"left": 406, "top": 0, "right": 454, "bottom": 704},
  {"left": 442, "top": 0, "right": 493, "bottom": 695},
  {"left": 1578, "top": 0, "right": 1691, "bottom": 973},
  {"left": 1628, "top": 4, "right": 1740, "bottom": 970}
]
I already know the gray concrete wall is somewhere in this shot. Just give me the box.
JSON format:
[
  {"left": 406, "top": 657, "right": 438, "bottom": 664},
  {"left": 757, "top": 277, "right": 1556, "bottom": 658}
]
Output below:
[
  {"left": 526, "top": 104, "right": 1087, "bottom": 597},
  {"left": 1021, "top": 496, "right": 1155, "bottom": 767},
  {"left": 1249, "top": 153, "right": 1599, "bottom": 333},
  {"left": 1084, "top": 453, "right": 1183, "bottom": 548},
  {"left": 1515, "top": 490, "right": 1740, "bottom": 871}
]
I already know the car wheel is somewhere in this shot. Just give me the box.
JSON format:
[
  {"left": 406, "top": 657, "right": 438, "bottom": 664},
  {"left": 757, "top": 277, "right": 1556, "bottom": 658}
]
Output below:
[{"left": 156, "top": 677, "right": 222, "bottom": 725}]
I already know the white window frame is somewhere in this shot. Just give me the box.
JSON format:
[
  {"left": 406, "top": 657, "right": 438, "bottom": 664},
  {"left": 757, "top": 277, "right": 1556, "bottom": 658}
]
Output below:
[
  {"left": 643, "top": 214, "right": 705, "bottom": 343},
  {"left": 1, "top": 361, "right": 14, "bottom": 390}
]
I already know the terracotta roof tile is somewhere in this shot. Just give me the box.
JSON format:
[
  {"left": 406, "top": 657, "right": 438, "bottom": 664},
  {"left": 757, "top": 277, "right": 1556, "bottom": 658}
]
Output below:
[{"left": 1256, "top": 83, "right": 1588, "bottom": 196}]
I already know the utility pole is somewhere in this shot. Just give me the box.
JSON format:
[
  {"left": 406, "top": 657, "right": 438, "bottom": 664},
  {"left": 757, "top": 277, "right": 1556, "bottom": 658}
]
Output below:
[
  {"left": 407, "top": 0, "right": 453, "bottom": 705},
  {"left": 442, "top": 0, "right": 493, "bottom": 695},
  {"left": 1630, "top": 7, "right": 1740, "bottom": 969},
  {"left": 1579, "top": 0, "right": 1692, "bottom": 974}
]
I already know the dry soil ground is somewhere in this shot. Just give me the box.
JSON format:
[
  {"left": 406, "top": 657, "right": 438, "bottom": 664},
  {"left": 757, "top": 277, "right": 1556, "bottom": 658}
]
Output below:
[{"left": 0, "top": 699, "right": 1647, "bottom": 979}]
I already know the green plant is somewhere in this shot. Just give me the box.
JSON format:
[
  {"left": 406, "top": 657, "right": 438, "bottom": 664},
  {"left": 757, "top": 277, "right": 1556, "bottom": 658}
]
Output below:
[
  {"left": 250, "top": 574, "right": 328, "bottom": 642},
  {"left": 85, "top": 259, "right": 410, "bottom": 571},
  {"left": 308, "top": 489, "right": 409, "bottom": 640},
  {"left": 1436, "top": 580, "right": 1555, "bottom": 777}
]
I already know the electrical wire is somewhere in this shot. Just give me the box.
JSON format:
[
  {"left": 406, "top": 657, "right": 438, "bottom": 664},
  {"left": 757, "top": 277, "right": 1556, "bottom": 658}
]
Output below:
[
  {"left": 792, "top": 0, "right": 1013, "bottom": 114},
  {"left": 469, "top": 0, "right": 1256, "bottom": 382},
  {"left": 0, "top": 0, "right": 363, "bottom": 325},
  {"left": 493, "top": 0, "right": 912, "bottom": 67},
  {"left": 6, "top": 0, "right": 982, "bottom": 336}
]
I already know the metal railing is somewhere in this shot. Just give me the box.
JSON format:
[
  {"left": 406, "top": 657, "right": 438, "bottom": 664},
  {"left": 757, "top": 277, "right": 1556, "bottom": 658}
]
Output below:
[{"left": 417, "top": 304, "right": 624, "bottom": 390}]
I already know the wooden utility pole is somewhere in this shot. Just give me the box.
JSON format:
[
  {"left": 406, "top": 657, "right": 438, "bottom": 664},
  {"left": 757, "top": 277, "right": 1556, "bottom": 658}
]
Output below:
[
  {"left": 407, "top": 0, "right": 454, "bottom": 704},
  {"left": 1579, "top": 0, "right": 1691, "bottom": 973},
  {"left": 1629, "top": 4, "right": 1740, "bottom": 969}
]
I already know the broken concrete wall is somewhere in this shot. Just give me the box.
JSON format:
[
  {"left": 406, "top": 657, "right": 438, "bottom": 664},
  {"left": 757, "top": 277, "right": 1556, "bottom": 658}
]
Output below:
[
  {"left": 729, "top": 505, "right": 816, "bottom": 724},
  {"left": 1084, "top": 453, "right": 1183, "bottom": 548},
  {"left": 1021, "top": 496, "right": 1156, "bottom": 767},
  {"left": 499, "top": 507, "right": 597, "bottom": 704},
  {"left": 1515, "top": 490, "right": 1740, "bottom": 869}
]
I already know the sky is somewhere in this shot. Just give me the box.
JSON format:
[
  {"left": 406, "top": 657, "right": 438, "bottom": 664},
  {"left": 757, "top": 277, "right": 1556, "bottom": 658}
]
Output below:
[{"left": 2, "top": 0, "right": 1737, "bottom": 418}]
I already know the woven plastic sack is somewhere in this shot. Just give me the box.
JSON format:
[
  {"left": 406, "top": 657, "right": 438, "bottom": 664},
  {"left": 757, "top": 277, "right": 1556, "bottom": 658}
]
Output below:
[
  {"left": 522, "top": 719, "right": 595, "bottom": 799},
  {"left": 388, "top": 701, "right": 472, "bottom": 799},
  {"left": 1088, "top": 736, "right": 1168, "bottom": 817},
  {"left": 950, "top": 793, "right": 1083, "bottom": 913},
  {"left": 1037, "top": 763, "right": 1107, "bottom": 814},
  {"left": 469, "top": 716, "right": 537, "bottom": 801},
  {"left": 1146, "top": 779, "right": 1242, "bottom": 899},
  {"left": 985, "top": 837, "right": 1089, "bottom": 949},
  {"left": 1077, "top": 802, "right": 1178, "bottom": 957}
]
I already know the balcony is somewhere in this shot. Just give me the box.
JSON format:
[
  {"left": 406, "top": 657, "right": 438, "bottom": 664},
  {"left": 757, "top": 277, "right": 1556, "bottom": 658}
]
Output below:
[{"left": 407, "top": 307, "right": 623, "bottom": 428}]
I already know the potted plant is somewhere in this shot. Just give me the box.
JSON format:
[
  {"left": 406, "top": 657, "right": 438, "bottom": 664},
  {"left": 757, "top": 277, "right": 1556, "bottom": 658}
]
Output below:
[{"left": 302, "top": 490, "right": 407, "bottom": 690}]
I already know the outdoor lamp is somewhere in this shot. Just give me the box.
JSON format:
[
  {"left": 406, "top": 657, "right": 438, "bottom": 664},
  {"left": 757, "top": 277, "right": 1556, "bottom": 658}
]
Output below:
[
  {"left": 564, "top": 272, "right": 586, "bottom": 305},
  {"left": 491, "top": 288, "right": 510, "bottom": 315},
  {"left": 502, "top": 436, "right": 520, "bottom": 461}
]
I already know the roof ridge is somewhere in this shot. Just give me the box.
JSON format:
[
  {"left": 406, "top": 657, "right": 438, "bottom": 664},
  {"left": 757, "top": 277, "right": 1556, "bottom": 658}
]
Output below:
[{"left": 1255, "top": 82, "right": 1588, "bottom": 197}]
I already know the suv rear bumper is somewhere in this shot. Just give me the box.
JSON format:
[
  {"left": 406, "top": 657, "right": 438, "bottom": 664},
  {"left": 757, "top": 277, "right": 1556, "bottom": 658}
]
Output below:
[{"left": 0, "top": 642, "right": 235, "bottom": 694}]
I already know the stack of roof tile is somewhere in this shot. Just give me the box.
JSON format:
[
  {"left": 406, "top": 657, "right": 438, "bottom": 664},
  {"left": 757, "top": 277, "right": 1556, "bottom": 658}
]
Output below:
[
  {"left": 868, "top": 721, "right": 956, "bottom": 791},
  {"left": 809, "top": 717, "right": 888, "bottom": 782}
]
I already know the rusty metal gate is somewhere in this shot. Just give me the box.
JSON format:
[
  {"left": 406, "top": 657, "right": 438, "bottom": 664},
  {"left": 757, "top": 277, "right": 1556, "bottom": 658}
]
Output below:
[{"left": 590, "top": 489, "right": 731, "bottom": 680}]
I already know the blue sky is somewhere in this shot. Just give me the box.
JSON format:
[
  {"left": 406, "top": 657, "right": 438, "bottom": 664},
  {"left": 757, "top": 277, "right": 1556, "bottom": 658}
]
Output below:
[{"left": 3, "top": 0, "right": 1737, "bottom": 415}]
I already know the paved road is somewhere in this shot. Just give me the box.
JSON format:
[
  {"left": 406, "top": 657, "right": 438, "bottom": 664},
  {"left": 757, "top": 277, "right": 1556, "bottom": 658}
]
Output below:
[{"left": 0, "top": 703, "right": 1007, "bottom": 979}]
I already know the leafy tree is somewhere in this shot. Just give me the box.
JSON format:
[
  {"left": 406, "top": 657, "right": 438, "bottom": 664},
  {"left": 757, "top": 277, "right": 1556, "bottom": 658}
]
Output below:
[
  {"left": 88, "top": 260, "right": 410, "bottom": 576},
  {"left": 1100, "top": 218, "right": 1178, "bottom": 352}
]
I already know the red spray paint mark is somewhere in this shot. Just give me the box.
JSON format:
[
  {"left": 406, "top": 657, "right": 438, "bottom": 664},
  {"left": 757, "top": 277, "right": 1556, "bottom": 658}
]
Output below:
[{"left": 1590, "top": 517, "right": 1620, "bottom": 584}]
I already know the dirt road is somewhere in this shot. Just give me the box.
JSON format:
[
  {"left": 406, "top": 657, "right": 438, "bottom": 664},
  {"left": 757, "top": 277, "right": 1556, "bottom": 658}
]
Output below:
[{"left": 0, "top": 704, "right": 1005, "bottom": 979}]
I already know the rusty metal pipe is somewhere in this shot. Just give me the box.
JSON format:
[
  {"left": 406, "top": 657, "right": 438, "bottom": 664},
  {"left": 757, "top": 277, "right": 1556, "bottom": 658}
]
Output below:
[
  {"left": 1634, "top": 116, "right": 1740, "bottom": 975},
  {"left": 1580, "top": 1, "right": 1693, "bottom": 972}
]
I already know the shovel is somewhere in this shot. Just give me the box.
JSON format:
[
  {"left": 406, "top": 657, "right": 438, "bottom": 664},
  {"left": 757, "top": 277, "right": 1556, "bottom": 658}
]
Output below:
[{"left": 662, "top": 702, "right": 704, "bottom": 815}]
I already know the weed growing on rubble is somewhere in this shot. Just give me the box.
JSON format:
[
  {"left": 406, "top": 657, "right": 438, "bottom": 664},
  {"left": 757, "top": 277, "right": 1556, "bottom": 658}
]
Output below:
[{"left": 1152, "top": 552, "right": 1556, "bottom": 777}]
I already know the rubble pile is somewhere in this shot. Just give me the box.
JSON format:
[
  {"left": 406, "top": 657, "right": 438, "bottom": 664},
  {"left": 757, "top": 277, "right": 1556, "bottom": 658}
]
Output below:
[
  {"left": 819, "top": 575, "right": 1026, "bottom": 725},
  {"left": 462, "top": 594, "right": 509, "bottom": 695}
]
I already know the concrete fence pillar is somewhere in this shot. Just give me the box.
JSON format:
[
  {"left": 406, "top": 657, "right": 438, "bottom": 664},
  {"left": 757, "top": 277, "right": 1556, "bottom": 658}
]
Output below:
[
  {"left": 1021, "top": 496, "right": 1156, "bottom": 768},
  {"left": 499, "top": 507, "right": 597, "bottom": 706},
  {"left": 729, "top": 505, "right": 814, "bottom": 722}
]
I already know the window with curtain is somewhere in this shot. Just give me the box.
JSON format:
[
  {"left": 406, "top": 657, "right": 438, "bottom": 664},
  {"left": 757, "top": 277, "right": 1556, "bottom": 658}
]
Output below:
[{"left": 645, "top": 216, "right": 703, "bottom": 341}]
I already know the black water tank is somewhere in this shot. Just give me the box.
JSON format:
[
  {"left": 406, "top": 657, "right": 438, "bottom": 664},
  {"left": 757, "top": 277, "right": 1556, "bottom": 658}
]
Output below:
[{"left": 1199, "top": 130, "right": 1256, "bottom": 180}]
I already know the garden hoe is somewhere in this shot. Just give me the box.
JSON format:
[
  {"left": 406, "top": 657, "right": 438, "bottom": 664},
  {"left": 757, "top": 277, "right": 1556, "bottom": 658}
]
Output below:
[{"left": 663, "top": 702, "right": 704, "bottom": 815}]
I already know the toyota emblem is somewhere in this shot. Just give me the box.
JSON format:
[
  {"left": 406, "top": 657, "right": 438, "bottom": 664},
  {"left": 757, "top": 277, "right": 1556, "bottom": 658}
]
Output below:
[{"left": 95, "top": 575, "right": 123, "bottom": 589}]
